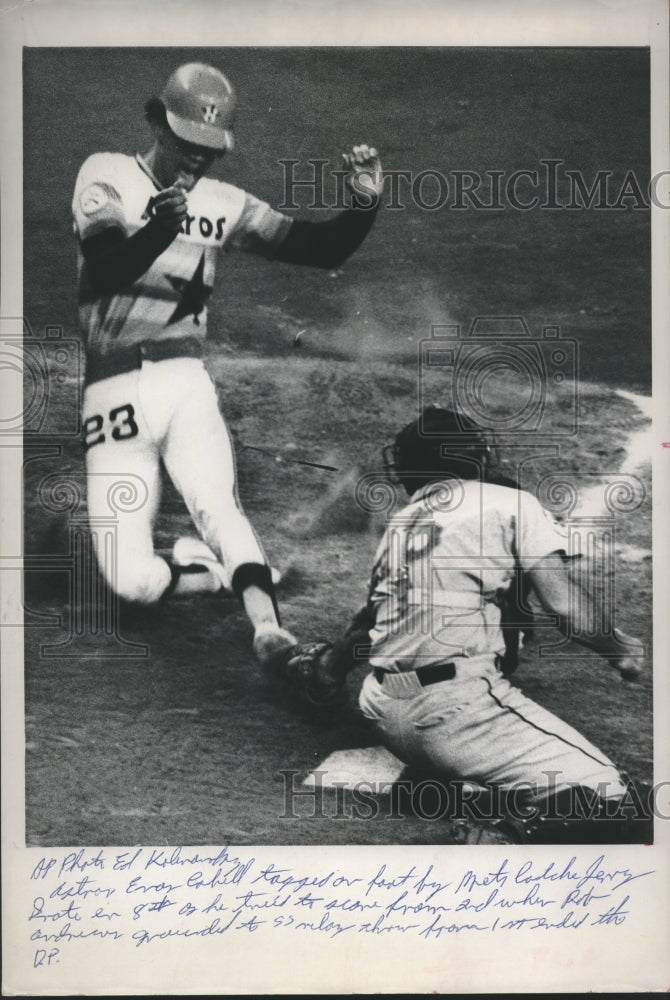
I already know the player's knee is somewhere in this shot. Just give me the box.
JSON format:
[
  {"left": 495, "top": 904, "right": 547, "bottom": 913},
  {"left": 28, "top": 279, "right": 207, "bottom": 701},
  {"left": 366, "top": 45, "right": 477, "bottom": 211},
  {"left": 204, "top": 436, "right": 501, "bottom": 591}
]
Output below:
[{"left": 98, "top": 555, "right": 170, "bottom": 605}]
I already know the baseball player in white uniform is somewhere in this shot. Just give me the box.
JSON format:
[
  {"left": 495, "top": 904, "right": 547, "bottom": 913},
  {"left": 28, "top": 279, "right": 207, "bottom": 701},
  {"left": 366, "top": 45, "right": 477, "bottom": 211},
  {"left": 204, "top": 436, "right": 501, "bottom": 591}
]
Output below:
[
  {"left": 292, "top": 407, "right": 650, "bottom": 842},
  {"left": 72, "top": 62, "right": 383, "bottom": 666}
]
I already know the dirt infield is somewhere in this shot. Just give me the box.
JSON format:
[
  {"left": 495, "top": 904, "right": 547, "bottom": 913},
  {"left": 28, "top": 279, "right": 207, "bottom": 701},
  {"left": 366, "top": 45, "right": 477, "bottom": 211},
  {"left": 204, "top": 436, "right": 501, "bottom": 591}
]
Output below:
[{"left": 22, "top": 47, "right": 651, "bottom": 846}]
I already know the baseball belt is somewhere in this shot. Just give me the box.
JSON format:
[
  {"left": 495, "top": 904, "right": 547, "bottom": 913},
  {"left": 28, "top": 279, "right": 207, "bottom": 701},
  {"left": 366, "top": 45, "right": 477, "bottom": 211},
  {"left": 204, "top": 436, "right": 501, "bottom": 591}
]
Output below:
[
  {"left": 85, "top": 336, "right": 204, "bottom": 386},
  {"left": 374, "top": 653, "right": 502, "bottom": 688},
  {"left": 374, "top": 663, "right": 456, "bottom": 687}
]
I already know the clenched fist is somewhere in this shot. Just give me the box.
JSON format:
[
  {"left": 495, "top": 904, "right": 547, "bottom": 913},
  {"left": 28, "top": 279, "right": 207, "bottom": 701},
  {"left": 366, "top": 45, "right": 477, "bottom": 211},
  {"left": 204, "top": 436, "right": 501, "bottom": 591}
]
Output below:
[
  {"left": 342, "top": 143, "right": 383, "bottom": 203},
  {"left": 151, "top": 185, "right": 189, "bottom": 233}
]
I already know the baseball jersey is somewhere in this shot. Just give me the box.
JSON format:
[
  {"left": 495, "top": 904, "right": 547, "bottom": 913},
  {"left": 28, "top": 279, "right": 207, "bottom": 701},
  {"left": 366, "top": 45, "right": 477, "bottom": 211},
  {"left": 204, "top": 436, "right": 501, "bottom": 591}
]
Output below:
[
  {"left": 72, "top": 152, "right": 292, "bottom": 360},
  {"left": 367, "top": 479, "right": 574, "bottom": 671}
]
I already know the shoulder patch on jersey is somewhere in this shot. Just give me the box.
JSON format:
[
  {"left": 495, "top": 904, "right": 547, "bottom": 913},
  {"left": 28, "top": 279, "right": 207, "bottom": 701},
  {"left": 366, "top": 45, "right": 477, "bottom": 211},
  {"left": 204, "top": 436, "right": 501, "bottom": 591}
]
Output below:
[{"left": 79, "top": 182, "right": 121, "bottom": 216}]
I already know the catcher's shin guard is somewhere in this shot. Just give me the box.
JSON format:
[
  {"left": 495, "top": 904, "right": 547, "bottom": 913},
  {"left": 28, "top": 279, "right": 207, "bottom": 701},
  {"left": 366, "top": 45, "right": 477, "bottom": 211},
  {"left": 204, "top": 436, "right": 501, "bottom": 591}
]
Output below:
[{"left": 500, "top": 783, "right": 653, "bottom": 845}]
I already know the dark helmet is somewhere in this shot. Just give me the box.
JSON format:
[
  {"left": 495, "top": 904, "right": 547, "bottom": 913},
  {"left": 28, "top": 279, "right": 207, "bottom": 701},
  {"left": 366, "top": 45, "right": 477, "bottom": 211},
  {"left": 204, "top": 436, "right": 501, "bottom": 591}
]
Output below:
[{"left": 384, "top": 406, "right": 491, "bottom": 495}]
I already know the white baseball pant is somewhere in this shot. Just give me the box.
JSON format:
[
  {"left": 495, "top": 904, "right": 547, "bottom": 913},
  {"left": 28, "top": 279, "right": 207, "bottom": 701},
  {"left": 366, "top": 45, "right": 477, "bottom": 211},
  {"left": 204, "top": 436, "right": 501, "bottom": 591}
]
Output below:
[
  {"left": 359, "top": 657, "right": 626, "bottom": 805},
  {"left": 82, "top": 357, "right": 268, "bottom": 604}
]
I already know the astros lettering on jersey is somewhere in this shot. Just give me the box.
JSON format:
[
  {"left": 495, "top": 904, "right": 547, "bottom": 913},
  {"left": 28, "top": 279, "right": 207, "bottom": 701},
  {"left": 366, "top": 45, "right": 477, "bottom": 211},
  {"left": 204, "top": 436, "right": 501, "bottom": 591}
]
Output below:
[{"left": 72, "top": 151, "right": 291, "bottom": 361}]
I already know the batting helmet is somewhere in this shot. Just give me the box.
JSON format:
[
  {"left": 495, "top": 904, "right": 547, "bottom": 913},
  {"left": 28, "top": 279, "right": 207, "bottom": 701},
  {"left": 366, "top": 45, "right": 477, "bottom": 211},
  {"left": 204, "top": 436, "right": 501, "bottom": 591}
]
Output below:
[
  {"left": 161, "top": 63, "right": 236, "bottom": 152},
  {"left": 384, "top": 406, "right": 491, "bottom": 495}
]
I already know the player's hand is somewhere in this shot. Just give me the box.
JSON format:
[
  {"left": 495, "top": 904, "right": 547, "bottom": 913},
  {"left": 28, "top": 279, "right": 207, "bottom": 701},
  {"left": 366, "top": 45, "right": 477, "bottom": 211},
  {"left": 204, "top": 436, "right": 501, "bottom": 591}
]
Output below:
[
  {"left": 610, "top": 630, "right": 645, "bottom": 682},
  {"left": 151, "top": 185, "right": 189, "bottom": 233},
  {"left": 342, "top": 144, "right": 383, "bottom": 203}
]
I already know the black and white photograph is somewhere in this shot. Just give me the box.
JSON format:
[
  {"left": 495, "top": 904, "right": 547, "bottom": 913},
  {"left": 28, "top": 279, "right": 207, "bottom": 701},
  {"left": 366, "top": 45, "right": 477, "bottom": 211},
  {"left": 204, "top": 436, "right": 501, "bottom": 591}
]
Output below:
[
  {"left": 21, "top": 43, "right": 655, "bottom": 846},
  {"left": 2, "top": 0, "right": 669, "bottom": 995}
]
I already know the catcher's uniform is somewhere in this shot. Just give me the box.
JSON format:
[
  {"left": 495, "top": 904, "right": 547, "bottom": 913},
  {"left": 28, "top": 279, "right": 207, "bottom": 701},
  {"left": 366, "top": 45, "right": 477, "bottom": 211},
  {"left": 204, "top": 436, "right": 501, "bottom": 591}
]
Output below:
[
  {"left": 73, "top": 152, "right": 293, "bottom": 602},
  {"left": 358, "top": 479, "right": 627, "bottom": 805}
]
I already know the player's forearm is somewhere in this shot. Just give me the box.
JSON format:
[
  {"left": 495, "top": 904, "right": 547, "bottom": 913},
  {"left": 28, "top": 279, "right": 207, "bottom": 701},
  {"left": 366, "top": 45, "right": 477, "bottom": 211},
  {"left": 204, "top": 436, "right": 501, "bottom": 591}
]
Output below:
[
  {"left": 318, "top": 601, "right": 375, "bottom": 685},
  {"left": 326, "top": 626, "right": 372, "bottom": 678},
  {"left": 555, "top": 611, "right": 625, "bottom": 656},
  {"left": 80, "top": 221, "right": 177, "bottom": 293},
  {"left": 556, "top": 612, "right": 644, "bottom": 681},
  {"left": 559, "top": 620, "right": 641, "bottom": 670},
  {"left": 273, "top": 201, "right": 380, "bottom": 269},
  {"left": 529, "top": 557, "right": 638, "bottom": 660}
]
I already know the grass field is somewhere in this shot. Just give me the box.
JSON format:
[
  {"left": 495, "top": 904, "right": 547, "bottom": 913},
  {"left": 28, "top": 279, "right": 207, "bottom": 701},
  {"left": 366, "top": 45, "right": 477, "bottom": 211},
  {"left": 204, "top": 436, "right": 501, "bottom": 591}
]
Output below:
[{"left": 22, "top": 47, "right": 652, "bottom": 845}]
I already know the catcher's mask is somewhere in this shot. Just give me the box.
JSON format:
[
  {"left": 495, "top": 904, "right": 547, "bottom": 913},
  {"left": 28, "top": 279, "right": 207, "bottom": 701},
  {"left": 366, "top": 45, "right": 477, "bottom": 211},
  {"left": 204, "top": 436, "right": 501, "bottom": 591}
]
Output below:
[
  {"left": 161, "top": 63, "right": 236, "bottom": 152},
  {"left": 384, "top": 406, "right": 492, "bottom": 496}
]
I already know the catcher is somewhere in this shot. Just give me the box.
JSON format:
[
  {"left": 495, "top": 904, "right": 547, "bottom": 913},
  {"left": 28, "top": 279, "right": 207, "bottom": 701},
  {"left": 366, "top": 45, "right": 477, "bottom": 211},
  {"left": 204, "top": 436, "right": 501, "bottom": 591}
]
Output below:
[
  {"left": 284, "top": 406, "right": 651, "bottom": 843},
  {"left": 72, "top": 62, "right": 383, "bottom": 666}
]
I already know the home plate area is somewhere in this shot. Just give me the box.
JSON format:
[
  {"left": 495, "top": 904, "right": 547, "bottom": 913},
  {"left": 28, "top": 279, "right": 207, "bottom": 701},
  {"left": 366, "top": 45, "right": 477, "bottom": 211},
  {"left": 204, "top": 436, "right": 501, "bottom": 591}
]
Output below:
[
  {"left": 301, "top": 747, "right": 515, "bottom": 844},
  {"left": 303, "top": 747, "right": 405, "bottom": 791}
]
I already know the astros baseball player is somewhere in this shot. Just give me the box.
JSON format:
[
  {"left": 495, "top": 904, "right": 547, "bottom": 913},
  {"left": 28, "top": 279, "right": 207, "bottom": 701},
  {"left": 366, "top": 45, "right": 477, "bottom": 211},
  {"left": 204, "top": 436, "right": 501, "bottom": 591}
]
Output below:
[
  {"left": 288, "top": 407, "right": 650, "bottom": 842},
  {"left": 72, "top": 62, "right": 383, "bottom": 666}
]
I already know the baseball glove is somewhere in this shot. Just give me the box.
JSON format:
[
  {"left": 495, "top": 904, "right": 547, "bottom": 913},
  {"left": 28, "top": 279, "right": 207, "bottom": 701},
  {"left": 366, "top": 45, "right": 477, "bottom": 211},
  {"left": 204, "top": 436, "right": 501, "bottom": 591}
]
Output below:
[{"left": 283, "top": 641, "right": 348, "bottom": 707}]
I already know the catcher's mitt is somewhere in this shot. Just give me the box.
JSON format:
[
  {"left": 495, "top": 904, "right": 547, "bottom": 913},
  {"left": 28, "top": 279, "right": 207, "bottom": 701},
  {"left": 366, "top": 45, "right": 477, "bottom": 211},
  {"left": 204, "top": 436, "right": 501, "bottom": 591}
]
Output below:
[{"left": 283, "top": 641, "right": 348, "bottom": 707}]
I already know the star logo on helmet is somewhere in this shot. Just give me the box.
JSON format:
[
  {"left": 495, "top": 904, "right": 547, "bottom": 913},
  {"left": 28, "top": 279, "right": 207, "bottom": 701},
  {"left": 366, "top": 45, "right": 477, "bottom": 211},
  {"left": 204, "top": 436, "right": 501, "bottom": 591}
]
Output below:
[{"left": 202, "top": 103, "right": 219, "bottom": 124}]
